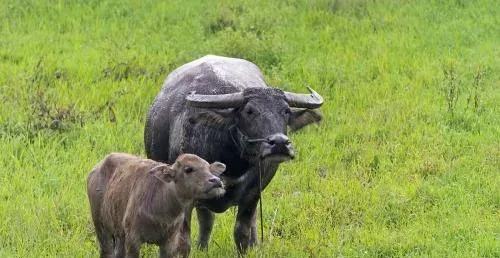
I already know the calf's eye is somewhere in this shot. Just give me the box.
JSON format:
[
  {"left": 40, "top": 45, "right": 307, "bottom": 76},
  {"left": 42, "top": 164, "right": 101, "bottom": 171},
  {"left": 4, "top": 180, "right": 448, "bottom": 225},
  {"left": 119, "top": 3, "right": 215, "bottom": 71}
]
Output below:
[{"left": 185, "top": 167, "right": 193, "bottom": 174}]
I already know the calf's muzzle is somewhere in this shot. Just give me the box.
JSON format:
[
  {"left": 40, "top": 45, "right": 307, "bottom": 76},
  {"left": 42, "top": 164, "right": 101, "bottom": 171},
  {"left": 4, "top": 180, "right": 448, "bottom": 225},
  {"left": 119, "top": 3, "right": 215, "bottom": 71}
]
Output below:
[{"left": 208, "top": 177, "right": 223, "bottom": 188}]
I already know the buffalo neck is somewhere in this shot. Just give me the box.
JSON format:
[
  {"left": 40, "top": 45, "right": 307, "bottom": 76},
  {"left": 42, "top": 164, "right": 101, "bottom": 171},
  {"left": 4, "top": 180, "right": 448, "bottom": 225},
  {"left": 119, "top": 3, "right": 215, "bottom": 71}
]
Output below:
[{"left": 199, "top": 161, "right": 280, "bottom": 213}]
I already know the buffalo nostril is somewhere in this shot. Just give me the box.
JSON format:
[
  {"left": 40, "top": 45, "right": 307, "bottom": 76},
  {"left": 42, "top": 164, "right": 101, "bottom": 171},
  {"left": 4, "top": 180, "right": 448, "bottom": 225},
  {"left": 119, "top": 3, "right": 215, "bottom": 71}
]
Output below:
[{"left": 267, "top": 133, "right": 290, "bottom": 146}]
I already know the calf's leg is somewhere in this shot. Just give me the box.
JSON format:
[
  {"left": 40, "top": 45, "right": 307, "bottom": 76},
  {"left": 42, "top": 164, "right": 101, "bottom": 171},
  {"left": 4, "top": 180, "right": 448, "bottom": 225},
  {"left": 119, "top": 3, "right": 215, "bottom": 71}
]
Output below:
[
  {"left": 161, "top": 225, "right": 191, "bottom": 258},
  {"left": 159, "top": 244, "right": 171, "bottom": 258},
  {"left": 124, "top": 234, "right": 140, "bottom": 258},
  {"left": 114, "top": 236, "right": 125, "bottom": 258},
  {"left": 94, "top": 226, "right": 114, "bottom": 258},
  {"left": 177, "top": 218, "right": 192, "bottom": 257}
]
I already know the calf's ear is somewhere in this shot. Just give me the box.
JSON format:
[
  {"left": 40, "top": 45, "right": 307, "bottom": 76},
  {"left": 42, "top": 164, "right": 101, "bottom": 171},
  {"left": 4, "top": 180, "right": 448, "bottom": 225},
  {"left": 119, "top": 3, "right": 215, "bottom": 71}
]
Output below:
[
  {"left": 150, "top": 164, "right": 176, "bottom": 183},
  {"left": 288, "top": 109, "right": 322, "bottom": 131},
  {"left": 209, "top": 162, "right": 226, "bottom": 176}
]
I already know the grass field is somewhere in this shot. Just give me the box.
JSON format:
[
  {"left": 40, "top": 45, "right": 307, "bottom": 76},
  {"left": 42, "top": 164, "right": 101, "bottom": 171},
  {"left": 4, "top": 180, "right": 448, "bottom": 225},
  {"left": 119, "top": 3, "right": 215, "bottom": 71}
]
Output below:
[{"left": 1, "top": 0, "right": 499, "bottom": 257}]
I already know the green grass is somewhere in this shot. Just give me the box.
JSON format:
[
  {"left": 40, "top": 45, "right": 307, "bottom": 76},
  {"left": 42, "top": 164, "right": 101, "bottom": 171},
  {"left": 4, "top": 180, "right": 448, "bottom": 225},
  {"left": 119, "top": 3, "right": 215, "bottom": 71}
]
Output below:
[{"left": 1, "top": 0, "right": 499, "bottom": 257}]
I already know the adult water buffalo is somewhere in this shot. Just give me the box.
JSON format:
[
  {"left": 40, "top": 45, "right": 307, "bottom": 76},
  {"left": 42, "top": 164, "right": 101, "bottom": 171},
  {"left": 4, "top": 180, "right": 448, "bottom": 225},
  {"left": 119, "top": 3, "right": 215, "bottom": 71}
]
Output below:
[{"left": 144, "top": 55, "right": 323, "bottom": 253}]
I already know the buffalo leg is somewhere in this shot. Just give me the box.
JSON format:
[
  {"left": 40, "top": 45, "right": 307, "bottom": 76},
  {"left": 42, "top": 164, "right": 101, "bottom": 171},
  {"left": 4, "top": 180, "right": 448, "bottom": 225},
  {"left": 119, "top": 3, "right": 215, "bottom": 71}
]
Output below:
[
  {"left": 234, "top": 198, "right": 258, "bottom": 253},
  {"left": 196, "top": 206, "right": 215, "bottom": 250},
  {"left": 249, "top": 211, "right": 257, "bottom": 244}
]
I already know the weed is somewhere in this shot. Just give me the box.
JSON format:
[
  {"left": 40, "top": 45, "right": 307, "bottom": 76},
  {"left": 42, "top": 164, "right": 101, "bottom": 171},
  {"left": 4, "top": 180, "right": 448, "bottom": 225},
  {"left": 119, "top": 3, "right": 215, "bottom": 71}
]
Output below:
[
  {"left": 328, "top": 0, "right": 371, "bottom": 18},
  {"left": 442, "top": 62, "right": 461, "bottom": 117},
  {"left": 27, "top": 90, "right": 84, "bottom": 133},
  {"left": 467, "top": 65, "right": 485, "bottom": 113},
  {"left": 205, "top": 6, "right": 236, "bottom": 35}
]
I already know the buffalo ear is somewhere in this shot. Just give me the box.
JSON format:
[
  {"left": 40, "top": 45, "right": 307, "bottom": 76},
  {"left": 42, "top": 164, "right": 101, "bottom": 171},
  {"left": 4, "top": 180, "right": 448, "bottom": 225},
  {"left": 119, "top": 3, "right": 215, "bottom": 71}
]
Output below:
[
  {"left": 150, "top": 164, "right": 175, "bottom": 183},
  {"left": 288, "top": 109, "right": 322, "bottom": 131},
  {"left": 188, "top": 109, "right": 235, "bottom": 128},
  {"left": 209, "top": 162, "right": 226, "bottom": 176}
]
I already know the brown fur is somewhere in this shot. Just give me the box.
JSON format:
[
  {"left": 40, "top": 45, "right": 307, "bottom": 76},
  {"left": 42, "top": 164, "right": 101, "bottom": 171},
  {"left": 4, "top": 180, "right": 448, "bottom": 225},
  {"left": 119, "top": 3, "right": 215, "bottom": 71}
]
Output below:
[{"left": 87, "top": 153, "right": 226, "bottom": 258}]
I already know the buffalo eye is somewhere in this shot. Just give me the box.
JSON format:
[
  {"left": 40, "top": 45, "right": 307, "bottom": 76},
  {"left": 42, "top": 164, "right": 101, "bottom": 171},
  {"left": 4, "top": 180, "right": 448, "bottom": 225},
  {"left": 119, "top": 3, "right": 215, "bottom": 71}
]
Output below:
[
  {"left": 283, "top": 108, "right": 291, "bottom": 115},
  {"left": 184, "top": 167, "right": 193, "bottom": 174}
]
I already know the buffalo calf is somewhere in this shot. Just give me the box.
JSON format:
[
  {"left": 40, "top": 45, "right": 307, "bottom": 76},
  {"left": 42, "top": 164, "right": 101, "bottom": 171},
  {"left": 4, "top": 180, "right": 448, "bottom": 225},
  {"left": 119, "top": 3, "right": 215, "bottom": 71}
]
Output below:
[{"left": 87, "top": 153, "right": 226, "bottom": 258}]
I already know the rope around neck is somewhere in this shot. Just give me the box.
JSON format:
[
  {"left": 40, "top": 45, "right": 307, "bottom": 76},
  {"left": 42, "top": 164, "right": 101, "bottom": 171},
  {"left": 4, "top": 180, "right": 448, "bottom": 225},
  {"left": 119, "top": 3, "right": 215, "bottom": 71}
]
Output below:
[
  {"left": 228, "top": 125, "right": 266, "bottom": 243},
  {"left": 258, "top": 160, "right": 264, "bottom": 243}
]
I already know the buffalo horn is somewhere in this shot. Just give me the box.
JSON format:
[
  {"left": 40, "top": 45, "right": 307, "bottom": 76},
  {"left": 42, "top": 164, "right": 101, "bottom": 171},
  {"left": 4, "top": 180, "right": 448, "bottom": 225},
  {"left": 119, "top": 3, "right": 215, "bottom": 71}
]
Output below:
[
  {"left": 185, "top": 91, "right": 245, "bottom": 108},
  {"left": 284, "top": 86, "right": 323, "bottom": 109}
]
